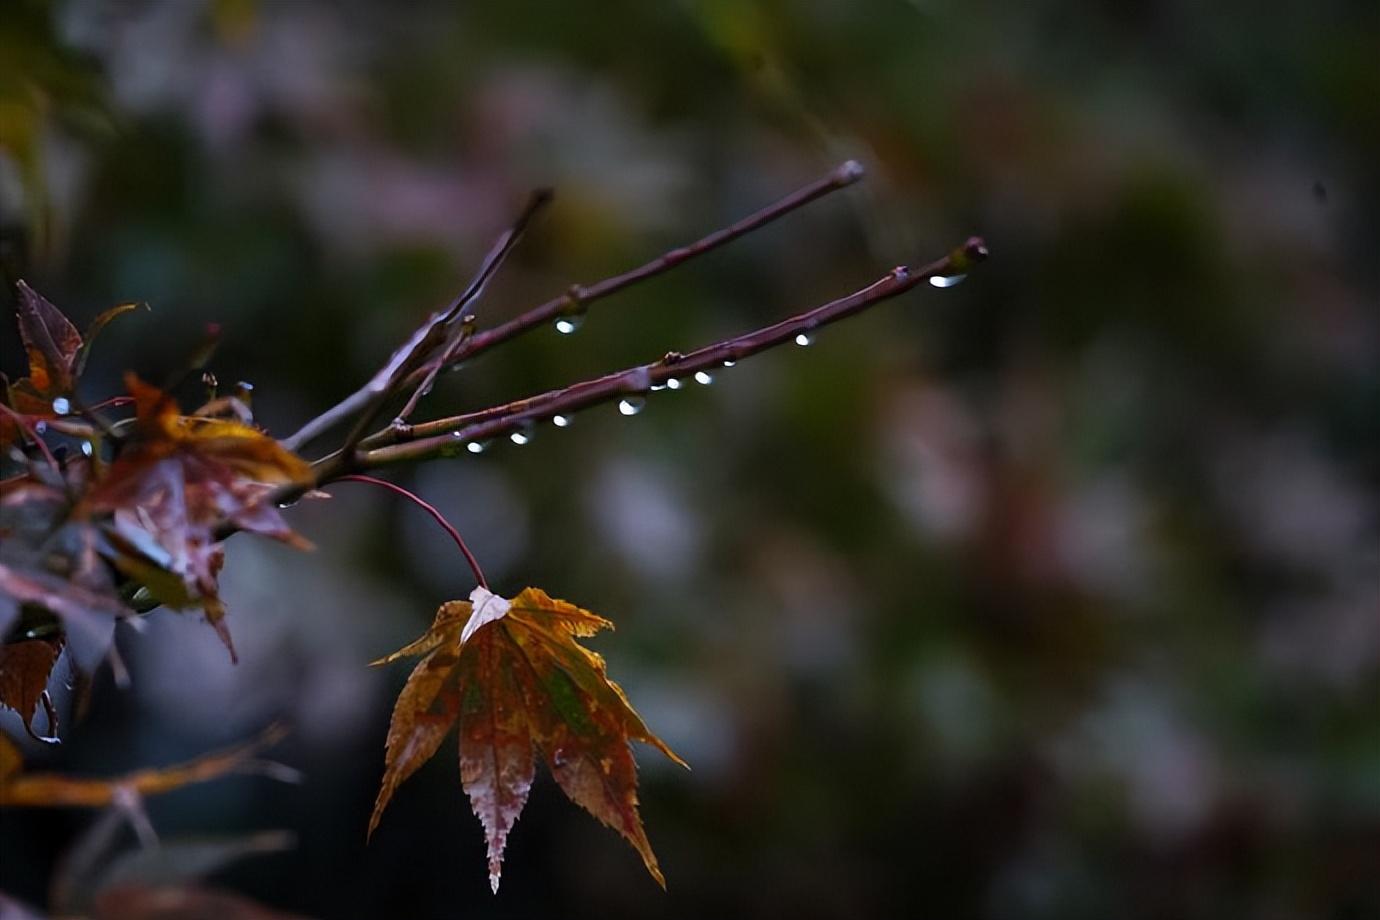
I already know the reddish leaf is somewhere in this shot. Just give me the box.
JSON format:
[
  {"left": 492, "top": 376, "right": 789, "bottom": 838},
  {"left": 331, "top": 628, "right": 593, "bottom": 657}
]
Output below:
[
  {"left": 372, "top": 586, "right": 685, "bottom": 892},
  {"left": 14, "top": 280, "right": 81, "bottom": 397},
  {"left": 81, "top": 375, "right": 313, "bottom": 660},
  {"left": 0, "top": 562, "right": 124, "bottom": 672},
  {"left": 0, "top": 636, "right": 64, "bottom": 734}
]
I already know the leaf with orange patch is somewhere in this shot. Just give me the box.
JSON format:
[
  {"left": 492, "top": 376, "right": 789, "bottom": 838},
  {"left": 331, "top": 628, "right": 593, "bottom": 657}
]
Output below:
[
  {"left": 2, "top": 283, "right": 138, "bottom": 448},
  {"left": 80, "top": 375, "right": 313, "bottom": 661},
  {"left": 13, "top": 280, "right": 82, "bottom": 397},
  {"left": 371, "top": 586, "right": 686, "bottom": 892}
]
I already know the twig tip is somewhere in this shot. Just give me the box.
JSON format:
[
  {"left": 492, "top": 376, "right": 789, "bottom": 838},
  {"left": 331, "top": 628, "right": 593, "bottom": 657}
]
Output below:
[{"left": 835, "top": 160, "right": 866, "bottom": 184}]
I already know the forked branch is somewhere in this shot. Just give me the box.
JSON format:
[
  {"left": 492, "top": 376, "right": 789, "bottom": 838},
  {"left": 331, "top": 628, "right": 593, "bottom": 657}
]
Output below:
[
  {"left": 317, "top": 236, "right": 988, "bottom": 474},
  {"left": 283, "top": 161, "right": 865, "bottom": 453}
]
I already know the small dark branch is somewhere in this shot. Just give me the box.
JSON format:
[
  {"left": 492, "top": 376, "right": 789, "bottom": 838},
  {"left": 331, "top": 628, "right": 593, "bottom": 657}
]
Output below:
[
  {"left": 354, "top": 160, "right": 867, "bottom": 453},
  {"left": 336, "top": 473, "right": 488, "bottom": 590},
  {"left": 329, "top": 190, "right": 553, "bottom": 460},
  {"left": 355, "top": 237, "right": 988, "bottom": 467},
  {"left": 413, "top": 160, "right": 866, "bottom": 378},
  {"left": 283, "top": 191, "right": 553, "bottom": 453}
]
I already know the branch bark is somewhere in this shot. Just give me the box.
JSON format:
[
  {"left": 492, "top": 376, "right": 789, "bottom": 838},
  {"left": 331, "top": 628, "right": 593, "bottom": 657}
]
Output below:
[
  {"left": 339, "top": 236, "right": 988, "bottom": 471},
  {"left": 283, "top": 161, "right": 865, "bottom": 453}
]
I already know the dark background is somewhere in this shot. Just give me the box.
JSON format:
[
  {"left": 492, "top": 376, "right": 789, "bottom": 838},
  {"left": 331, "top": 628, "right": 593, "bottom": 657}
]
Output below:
[{"left": 1, "top": 0, "right": 1377, "bottom": 917}]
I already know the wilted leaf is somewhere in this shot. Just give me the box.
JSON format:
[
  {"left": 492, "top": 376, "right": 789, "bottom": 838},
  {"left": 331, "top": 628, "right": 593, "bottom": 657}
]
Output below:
[
  {"left": 0, "top": 562, "right": 124, "bottom": 672},
  {"left": 81, "top": 375, "right": 313, "bottom": 660},
  {"left": 0, "top": 636, "right": 64, "bottom": 734},
  {"left": 14, "top": 280, "right": 81, "bottom": 397},
  {"left": 2, "top": 284, "right": 138, "bottom": 448},
  {"left": 372, "top": 586, "right": 685, "bottom": 892}
]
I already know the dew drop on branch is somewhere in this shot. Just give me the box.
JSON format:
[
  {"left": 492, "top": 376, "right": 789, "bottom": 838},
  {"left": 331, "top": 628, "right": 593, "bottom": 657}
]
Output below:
[
  {"left": 929, "top": 273, "right": 967, "bottom": 288},
  {"left": 694, "top": 371, "right": 713, "bottom": 385},
  {"left": 509, "top": 424, "right": 533, "bottom": 446},
  {"left": 51, "top": 397, "right": 71, "bottom": 415},
  {"left": 618, "top": 397, "right": 645, "bottom": 416},
  {"left": 722, "top": 360, "right": 736, "bottom": 368},
  {"left": 665, "top": 378, "right": 683, "bottom": 390},
  {"left": 552, "top": 414, "right": 573, "bottom": 428},
  {"left": 794, "top": 333, "right": 813, "bottom": 347},
  {"left": 466, "top": 441, "right": 488, "bottom": 454},
  {"left": 554, "top": 314, "right": 585, "bottom": 335}
]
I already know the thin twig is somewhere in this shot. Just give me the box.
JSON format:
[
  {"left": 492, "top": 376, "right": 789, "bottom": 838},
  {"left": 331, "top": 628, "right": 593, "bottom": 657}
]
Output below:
[
  {"left": 285, "top": 190, "right": 553, "bottom": 454},
  {"left": 336, "top": 473, "right": 488, "bottom": 589},
  {"left": 386, "top": 159, "right": 868, "bottom": 427},
  {"left": 349, "top": 237, "right": 988, "bottom": 468},
  {"left": 285, "top": 161, "right": 865, "bottom": 453}
]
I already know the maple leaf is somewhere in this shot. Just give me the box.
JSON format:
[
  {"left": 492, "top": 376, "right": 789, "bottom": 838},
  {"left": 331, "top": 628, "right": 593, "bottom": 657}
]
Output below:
[
  {"left": 80, "top": 375, "right": 314, "bottom": 661},
  {"left": 371, "top": 586, "right": 687, "bottom": 892},
  {"left": 0, "top": 635, "right": 64, "bottom": 737},
  {"left": 0, "top": 562, "right": 125, "bottom": 673},
  {"left": 12, "top": 280, "right": 82, "bottom": 398},
  {"left": 1, "top": 283, "right": 137, "bottom": 449}
]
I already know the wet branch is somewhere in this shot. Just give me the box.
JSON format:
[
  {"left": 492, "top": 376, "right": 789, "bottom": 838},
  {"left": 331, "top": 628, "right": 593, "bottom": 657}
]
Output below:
[
  {"left": 338, "top": 236, "right": 988, "bottom": 471},
  {"left": 283, "top": 160, "right": 865, "bottom": 454}
]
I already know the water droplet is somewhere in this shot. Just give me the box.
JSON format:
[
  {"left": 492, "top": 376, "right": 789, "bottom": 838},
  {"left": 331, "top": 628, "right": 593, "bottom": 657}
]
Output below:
[
  {"left": 618, "top": 397, "right": 645, "bottom": 416},
  {"left": 650, "top": 384, "right": 667, "bottom": 392},
  {"left": 509, "top": 425, "right": 533, "bottom": 446},
  {"left": 552, "top": 414, "right": 573, "bottom": 428},
  {"left": 554, "top": 314, "right": 585, "bottom": 335},
  {"left": 665, "top": 377, "right": 683, "bottom": 390},
  {"left": 722, "top": 360, "right": 736, "bottom": 368},
  {"left": 694, "top": 371, "right": 713, "bottom": 385},
  {"left": 466, "top": 441, "right": 488, "bottom": 454},
  {"left": 34, "top": 421, "right": 48, "bottom": 434},
  {"left": 929, "top": 273, "right": 967, "bottom": 288},
  {"left": 81, "top": 441, "right": 94, "bottom": 456},
  {"left": 794, "top": 333, "right": 813, "bottom": 347},
  {"left": 51, "top": 397, "right": 71, "bottom": 415}
]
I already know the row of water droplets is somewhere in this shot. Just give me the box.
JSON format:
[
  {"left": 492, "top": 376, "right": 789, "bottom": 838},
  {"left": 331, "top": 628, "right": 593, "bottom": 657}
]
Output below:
[{"left": 467, "top": 267, "right": 966, "bottom": 452}]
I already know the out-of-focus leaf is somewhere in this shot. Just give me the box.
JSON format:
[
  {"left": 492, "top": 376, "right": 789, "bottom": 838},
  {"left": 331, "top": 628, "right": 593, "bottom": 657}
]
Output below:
[
  {"left": 372, "top": 586, "right": 685, "bottom": 892},
  {"left": 94, "top": 831, "right": 296, "bottom": 897},
  {"left": 92, "top": 885, "right": 313, "bottom": 920},
  {"left": 0, "top": 562, "right": 123, "bottom": 671}
]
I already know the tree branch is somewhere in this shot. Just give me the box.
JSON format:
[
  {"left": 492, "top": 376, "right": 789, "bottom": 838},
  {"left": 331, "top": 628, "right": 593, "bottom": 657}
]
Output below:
[
  {"left": 283, "top": 189, "right": 553, "bottom": 453},
  {"left": 285, "top": 160, "right": 865, "bottom": 454},
  {"left": 344, "top": 236, "right": 988, "bottom": 470}
]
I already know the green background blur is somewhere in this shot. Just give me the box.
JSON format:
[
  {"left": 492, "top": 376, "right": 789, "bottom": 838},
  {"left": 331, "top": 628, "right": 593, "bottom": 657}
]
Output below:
[{"left": 1, "top": 0, "right": 1377, "bottom": 917}]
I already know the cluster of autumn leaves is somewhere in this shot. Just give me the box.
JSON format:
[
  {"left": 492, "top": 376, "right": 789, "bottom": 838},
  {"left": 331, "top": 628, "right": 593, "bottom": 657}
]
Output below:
[{"left": 0, "top": 285, "right": 683, "bottom": 892}]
